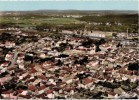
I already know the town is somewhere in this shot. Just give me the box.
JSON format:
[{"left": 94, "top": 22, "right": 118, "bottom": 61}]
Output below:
[
  {"left": 0, "top": 6, "right": 138, "bottom": 99},
  {"left": 0, "top": 27, "right": 138, "bottom": 99}
]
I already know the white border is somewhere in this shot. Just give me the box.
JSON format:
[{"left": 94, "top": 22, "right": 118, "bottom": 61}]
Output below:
[{"left": 0, "top": 0, "right": 138, "bottom": 1}]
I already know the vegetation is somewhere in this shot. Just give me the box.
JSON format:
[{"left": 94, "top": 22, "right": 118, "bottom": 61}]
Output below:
[
  {"left": 121, "top": 79, "right": 138, "bottom": 91},
  {"left": 97, "top": 81, "right": 120, "bottom": 89},
  {"left": 0, "top": 13, "right": 138, "bottom": 33},
  {"left": 77, "top": 14, "right": 138, "bottom": 33},
  {"left": 77, "top": 14, "right": 138, "bottom": 24},
  {"left": 36, "top": 23, "right": 85, "bottom": 31},
  {"left": 0, "top": 16, "right": 84, "bottom": 28},
  {"left": 128, "top": 62, "right": 139, "bottom": 71}
]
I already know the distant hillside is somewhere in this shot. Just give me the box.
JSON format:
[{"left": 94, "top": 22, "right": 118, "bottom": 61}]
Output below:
[
  {"left": 0, "top": 10, "right": 138, "bottom": 16},
  {"left": 77, "top": 14, "right": 138, "bottom": 24}
]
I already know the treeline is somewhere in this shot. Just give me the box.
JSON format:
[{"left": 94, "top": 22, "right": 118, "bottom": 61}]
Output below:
[
  {"left": 77, "top": 14, "right": 138, "bottom": 33},
  {"left": 77, "top": 14, "right": 138, "bottom": 25},
  {"left": 0, "top": 22, "right": 20, "bottom": 29},
  {"left": 36, "top": 23, "right": 85, "bottom": 31}
]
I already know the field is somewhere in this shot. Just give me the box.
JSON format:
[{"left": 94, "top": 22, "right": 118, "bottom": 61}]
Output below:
[
  {"left": 0, "top": 11, "right": 138, "bottom": 33},
  {"left": 0, "top": 16, "right": 84, "bottom": 28}
]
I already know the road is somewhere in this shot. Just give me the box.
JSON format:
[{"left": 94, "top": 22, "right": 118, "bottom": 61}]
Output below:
[
  {"left": 8, "top": 52, "right": 20, "bottom": 68},
  {"left": 8, "top": 38, "right": 44, "bottom": 68}
]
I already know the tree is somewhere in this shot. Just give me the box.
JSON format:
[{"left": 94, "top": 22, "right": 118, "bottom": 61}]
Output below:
[
  {"left": 128, "top": 62, "right": 139, "bottom": 71},
  {"left": 95, "top": 45, "right": 101, "bottom": 52},
  {"left": 56, "top": 59, "right": 63, "bottom": 66},
  {"left": 112, "top": 33, "right": 117, "bottom": 37}
]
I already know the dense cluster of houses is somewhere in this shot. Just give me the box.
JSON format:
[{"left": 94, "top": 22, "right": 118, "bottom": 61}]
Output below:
[{"left": 0, "top": 31, "right": 138, "bottom": 99}]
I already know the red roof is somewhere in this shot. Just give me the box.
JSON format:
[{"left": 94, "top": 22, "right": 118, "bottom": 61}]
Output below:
[
  {"left": 108, "top": 91, "right": 116, "bottom": 96},
  {"left": 30, "top": 68, "right": 37, "bottom": 73},
  {"left": 45, "top": 90, "right": 53, "bottom": 94},
  {"left": 17, "top": 89, "right": 23, "bottom": 93},
  {"left": 83, "top": 78, "right": 94, "bottom": 85},
  {"left": 2, "top": 90, "right": 14, "bottom": 94},
  {"left": 37, "top": 75, "right": 47, "bottom": 80},
  {"left": 23, "top": 74, "right": 31, "bottom": 80},
  {"left": 28, "top": 85, "right": 35, "bottom": 91},
  {"left": 105, "top": 68, "right": 113, "bottom": 71},
  {"left": 19, "top": 95, "right": 31, "bottom": 99},
  {"left": 26, "top": 78, "right": 36, "bottom": 83},
  {"left": 64, "top": 87, "right": 75, "bottom": 92},
  {"left": 8, "top": 67, "right": 15, "bottom": 71},
  {"left": 39, "top": 85, "right": 46, "bottom": 90},
  {"left": 46, "top": 83, "right": 55, "bottom": 87},
  {"left": 3, "top": 62, "right": 9, "bottom": 65},
  {"left": 18, "top": 54, "right": 24, "bottom": 57},
  {"left": 28, "top": 64, "right": 35, "bottom": 68}
]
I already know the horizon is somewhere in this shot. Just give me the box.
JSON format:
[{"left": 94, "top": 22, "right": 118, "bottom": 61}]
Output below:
[
  {"left": 0, "top": 9, "right": 138, "bottom": 12},
  {"left": 0, "top": 1, "right": 138, "bottom": 11}
]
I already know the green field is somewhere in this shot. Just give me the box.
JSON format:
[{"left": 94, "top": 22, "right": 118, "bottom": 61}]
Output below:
[
  {"left": 0, "top": 16, "right": 84, "bottom": 28},
  {"left": 41, "top": 18, "right": 83, "bottom": 24}
]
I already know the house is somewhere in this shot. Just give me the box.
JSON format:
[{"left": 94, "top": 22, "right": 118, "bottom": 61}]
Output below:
[
  {"left": 107, "top": 92, "right": 118, "bottom": 99},
  {"left": 28, "top": 85, "right": 35, "bottom": 92},
  {"left": 45, "top": 90, "right": 54, "bottom": 99},
  {"left": 1, "top": 90, "right": 14, "bottom": 99},
  {"left": 5, "top": 53, "right": 13, "bottom": 61},
  {"left": 5, "top": 41, "right": 15, "bottom": 48},
  {"left": 39, "top": 53, "right": 46, "bottom": 59}
]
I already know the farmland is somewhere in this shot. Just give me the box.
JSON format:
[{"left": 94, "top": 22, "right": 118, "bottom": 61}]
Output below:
[
  {"left": 0, "top": 10, "right": 138, "bottom": 33},
  {"left": 0, "top": 16, "right": 84, "bottom": 28}
]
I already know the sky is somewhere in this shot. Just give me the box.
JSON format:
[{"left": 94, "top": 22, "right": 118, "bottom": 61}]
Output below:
[{"left": 0, "top": 0, "right": 138, "bottom": 11}]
